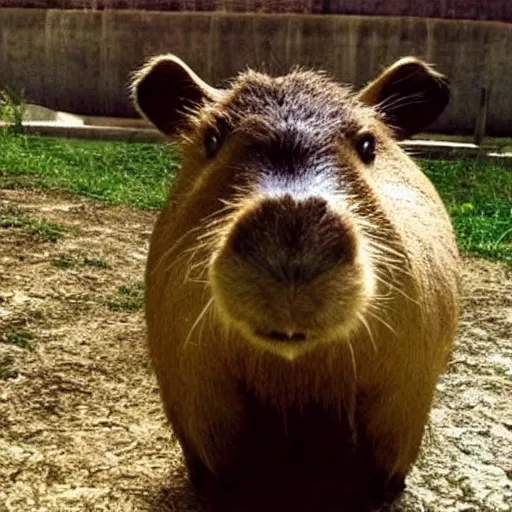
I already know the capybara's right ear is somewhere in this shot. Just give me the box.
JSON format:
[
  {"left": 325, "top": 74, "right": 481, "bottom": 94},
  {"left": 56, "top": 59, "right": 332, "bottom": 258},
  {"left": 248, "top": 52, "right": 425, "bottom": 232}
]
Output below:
[{"left": 131, "top": 54, "right": 222, "bottom": 137}]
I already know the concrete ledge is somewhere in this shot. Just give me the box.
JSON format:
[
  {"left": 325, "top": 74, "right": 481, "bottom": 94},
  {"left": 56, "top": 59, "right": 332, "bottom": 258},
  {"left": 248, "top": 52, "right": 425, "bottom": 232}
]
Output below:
[
  {"left": 6, "top": 121, "right": 166, "bottom": 143},
  {"left": 398, "top": 140, "right": 484, "bottom": 160}
]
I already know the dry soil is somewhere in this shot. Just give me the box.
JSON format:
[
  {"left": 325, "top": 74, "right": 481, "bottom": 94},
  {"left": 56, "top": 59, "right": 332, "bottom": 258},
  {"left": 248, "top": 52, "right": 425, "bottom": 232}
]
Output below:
[{"left": 0, "top": 188, "right": 510, "bottom": 512}]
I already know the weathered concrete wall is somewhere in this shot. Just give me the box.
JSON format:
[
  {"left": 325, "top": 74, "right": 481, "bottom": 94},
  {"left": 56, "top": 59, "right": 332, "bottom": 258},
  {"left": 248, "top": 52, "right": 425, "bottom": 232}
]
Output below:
[
  {"left": 0, "top": 9, "right": 510, "bottom": 135},
  {"left": 2, "top": 1, "right": 511, "bottom": 22}
]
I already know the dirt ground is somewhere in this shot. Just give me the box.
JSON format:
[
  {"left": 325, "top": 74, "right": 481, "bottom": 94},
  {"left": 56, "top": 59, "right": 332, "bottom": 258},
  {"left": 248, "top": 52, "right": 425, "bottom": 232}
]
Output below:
[{"left": 0, "top": 188, "right": 510, "bottom": 512}]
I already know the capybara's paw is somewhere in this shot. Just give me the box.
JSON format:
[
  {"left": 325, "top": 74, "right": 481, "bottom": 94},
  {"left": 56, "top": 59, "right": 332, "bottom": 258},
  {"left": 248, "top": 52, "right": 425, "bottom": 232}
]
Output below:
[
  {"left": 372, "top": 474, "right": 406, "bottom": 511},
  {"left": 183, "top": 449, "right": 214, "bottom": 494},
  {"left": 384, "top": 473, "right": 406, "bottom": 502}
]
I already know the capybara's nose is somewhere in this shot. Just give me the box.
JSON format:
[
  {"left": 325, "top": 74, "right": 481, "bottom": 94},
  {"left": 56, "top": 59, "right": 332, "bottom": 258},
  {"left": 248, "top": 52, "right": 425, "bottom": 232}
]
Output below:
[{"left": 229, "top": 195, "right": 356, "bottom": 285}]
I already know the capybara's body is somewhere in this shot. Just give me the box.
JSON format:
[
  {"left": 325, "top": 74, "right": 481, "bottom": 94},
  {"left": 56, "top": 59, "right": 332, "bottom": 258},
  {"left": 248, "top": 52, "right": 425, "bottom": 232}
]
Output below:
[{"left": 133, "top": 55, "right": 460, "bottom": 511}]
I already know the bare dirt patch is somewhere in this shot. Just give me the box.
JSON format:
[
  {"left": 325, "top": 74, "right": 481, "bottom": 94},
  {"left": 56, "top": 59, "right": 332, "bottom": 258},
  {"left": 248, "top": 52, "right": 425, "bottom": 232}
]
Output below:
[{"left": 0, "top": 188, "right": 510, "bottom": 512}]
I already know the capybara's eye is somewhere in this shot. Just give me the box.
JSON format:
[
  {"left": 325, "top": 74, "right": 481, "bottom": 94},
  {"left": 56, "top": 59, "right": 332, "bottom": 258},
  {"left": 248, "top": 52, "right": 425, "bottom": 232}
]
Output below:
[
  {"left": 204, "top": 128, "right": 222, "bottom": 158},
  {"left": 356, "top": 133, "right": 376, "bottom": 164}
]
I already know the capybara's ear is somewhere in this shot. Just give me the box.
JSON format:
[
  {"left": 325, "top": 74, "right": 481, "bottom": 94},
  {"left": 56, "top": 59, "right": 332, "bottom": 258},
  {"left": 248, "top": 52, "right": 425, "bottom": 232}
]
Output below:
[
  {"left": 131, "top": 54, "right": 222, "bottom": 137},
  {"left": 357, "top": 57, "right": 449, "bottom": 139}
]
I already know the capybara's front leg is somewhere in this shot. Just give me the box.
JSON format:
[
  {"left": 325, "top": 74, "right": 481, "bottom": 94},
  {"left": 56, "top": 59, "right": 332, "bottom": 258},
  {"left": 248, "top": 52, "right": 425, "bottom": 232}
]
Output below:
[
  {"left": 158, "top": 370, "right": 247, "bottom": 495},
  {"left": 358, "top": 383, "right": 435, "bottom": 507}
]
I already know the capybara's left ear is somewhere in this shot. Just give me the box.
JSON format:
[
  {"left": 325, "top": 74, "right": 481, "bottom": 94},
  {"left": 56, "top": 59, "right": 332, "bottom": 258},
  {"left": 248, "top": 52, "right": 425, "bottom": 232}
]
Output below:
[
  {"left": 357, "top": 56, "right": 450, "bottom": 139},
  {"left": 131, "top": 54, "right": 223, "bottom": 137}
]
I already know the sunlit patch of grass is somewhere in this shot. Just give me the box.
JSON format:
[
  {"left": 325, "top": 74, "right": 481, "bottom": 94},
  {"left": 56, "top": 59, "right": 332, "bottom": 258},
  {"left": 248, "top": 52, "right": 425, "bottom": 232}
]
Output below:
[
  {"left": 0, "top": 134, "right": 177, "bottom": 208},
  {"left": 421, "top": 159, "right": 512, "bottom": 263}
]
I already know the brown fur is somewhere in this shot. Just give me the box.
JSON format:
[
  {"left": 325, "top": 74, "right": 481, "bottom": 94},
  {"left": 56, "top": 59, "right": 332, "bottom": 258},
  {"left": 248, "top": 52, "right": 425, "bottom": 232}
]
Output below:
[{"left": 132, "top": 55, "right": 460, "bottom": 511}]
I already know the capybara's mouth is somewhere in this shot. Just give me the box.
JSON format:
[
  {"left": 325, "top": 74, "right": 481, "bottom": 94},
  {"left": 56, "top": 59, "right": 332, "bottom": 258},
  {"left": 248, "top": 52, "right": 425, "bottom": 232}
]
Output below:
[{"left": 255, "top": 330, "right": 308, "bottom": 344}]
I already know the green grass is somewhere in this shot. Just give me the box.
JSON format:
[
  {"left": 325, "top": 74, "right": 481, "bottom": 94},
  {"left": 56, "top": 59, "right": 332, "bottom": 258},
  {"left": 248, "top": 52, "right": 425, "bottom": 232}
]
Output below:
[
  {"left": 0, "top": 134, "right": 510, "bottom": 262},
  {"left": 0, "top": 134, "right": 178, "bottom": 208},
  {"left": 84, "top": 256, "right": 109, "bottom": 269},
  {"left": 0, "top": 214, "right": 65, "bottom": 242},
  {"left": 0, "top": 87, "right": 26, "bottom": 135},
  {"left": 51, "top": 256, "right": 76, "bottom": 269},
  {"left": 50, "top": 254, "right": 110, "bottom": 270},
  {"left": 422, "top": 159, "right": 512, "bottom": 263},
  {"left": 5, "top": 331, "right": 34, "bottom": 351},
  {"left": 107, "top": 282, "right": 144, "bottom": 312}
]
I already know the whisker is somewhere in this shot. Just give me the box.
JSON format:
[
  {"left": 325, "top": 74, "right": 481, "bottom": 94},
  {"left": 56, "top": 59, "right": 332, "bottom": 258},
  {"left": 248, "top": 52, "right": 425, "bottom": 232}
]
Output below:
[
  {"left": 365, "top": 307, "right": 397, "bottom": 337},
  {"left": 346, "top": 338, "right": 358, "bottom": 379},
  {"left": 150, "top": 224, "right": 206, "bottom": 276},
  {"left": 357, "top": 312, "right": 378, "bottom": 354},
  {"left": 197, "top": 290, "right": 213, "bottom": 348},
  {"left": 187, "top": 278, "right": 209, "bottom": 285},
  {"left": 160, "top": 247, "right": 199, "bottom": 280},
  {"left": 185, "top": 257, "right": 212, "bottom": 284},
  {"left": 184, "top": 297, "right": 215, "bottom": 348},
  {"left": 373, "top": 272, "right": 418, "bottom": 305}
]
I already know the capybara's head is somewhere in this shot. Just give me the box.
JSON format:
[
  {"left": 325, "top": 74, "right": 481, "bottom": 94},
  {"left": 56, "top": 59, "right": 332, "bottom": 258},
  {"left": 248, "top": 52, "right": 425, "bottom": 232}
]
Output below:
[{"left": 132, "top": 55, "right": 449, "bottom": 359}]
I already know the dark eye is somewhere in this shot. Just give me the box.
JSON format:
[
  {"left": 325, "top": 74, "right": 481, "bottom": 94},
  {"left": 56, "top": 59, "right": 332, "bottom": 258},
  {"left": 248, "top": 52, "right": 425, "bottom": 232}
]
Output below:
[
  {"left": 204, "top": 128, "right": 222, "bottom": 158},
  {"left": 204, "top": 117, "right": 229, "bottom": 159},
  {"left": 356, "top": 134, "right": 376, "bottom": 164}
]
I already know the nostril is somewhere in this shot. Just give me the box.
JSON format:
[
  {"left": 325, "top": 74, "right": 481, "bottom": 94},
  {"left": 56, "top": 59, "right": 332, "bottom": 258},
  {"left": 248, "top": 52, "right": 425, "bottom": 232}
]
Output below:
[{"left": 258, "top": 330, "right": 307, "bottom": 343}]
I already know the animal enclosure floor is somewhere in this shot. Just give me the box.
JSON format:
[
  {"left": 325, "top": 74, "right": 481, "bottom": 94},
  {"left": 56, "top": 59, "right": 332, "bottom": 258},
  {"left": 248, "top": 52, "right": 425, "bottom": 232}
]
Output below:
[{"left": 0, "top": 188, "right": 510, "bottom": 512}]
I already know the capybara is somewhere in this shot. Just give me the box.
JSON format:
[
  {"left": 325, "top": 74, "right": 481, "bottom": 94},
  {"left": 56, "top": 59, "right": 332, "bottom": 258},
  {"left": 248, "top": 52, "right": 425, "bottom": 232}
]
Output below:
[{"left": 132, "top": 55, "right": 460, "bottom": 511}]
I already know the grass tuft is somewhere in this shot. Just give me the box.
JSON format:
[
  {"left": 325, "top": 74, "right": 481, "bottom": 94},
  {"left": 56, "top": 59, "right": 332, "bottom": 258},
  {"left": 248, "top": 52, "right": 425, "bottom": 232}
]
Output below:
[
  {"left": 50, "top": 254, "right": 110, "bottom": 270},
  {"left": 83, "top": 256, "right": 109, "bottom": 269},
  {"left": 0, "top": 87, "right": 26, "bottom": 135},
  {"left": 51, "top": 256, "right": 77, "bottom": 269},
  {"left": 0, "top": 214, "right": 65, "bottom": 242},
  {"left": 107, "top": 282, "right": 144, "bottom": 312},
  {"left": 5, "top": 331, "right": 34, "bottom": 351}
]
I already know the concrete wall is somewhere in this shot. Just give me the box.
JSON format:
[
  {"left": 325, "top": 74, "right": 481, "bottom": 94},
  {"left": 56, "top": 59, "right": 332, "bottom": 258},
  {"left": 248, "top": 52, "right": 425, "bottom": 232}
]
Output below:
[
  {"left": 2, "top": 1, "right": 511, "bottom": 22},
  {"left": 0, "top": 9, "right": 510, "bottom": 135}
]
